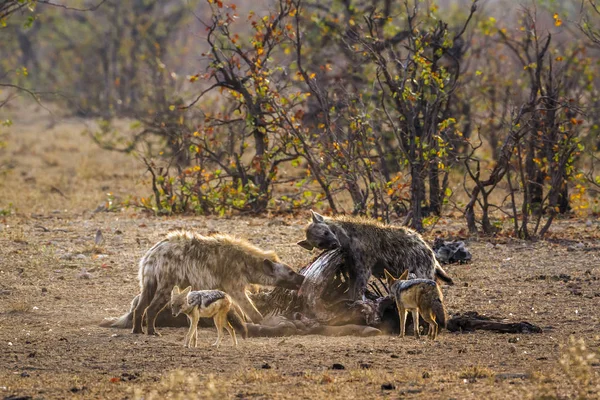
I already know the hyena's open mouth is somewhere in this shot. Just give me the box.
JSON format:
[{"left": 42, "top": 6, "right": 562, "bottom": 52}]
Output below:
[{"left": 277, "top": 276, "right": 305, "bottom": 290}]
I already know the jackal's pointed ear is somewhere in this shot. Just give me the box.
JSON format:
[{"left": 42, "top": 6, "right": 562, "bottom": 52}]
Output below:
[
  {"left": 297, "top": 240, "right": 314, "bottom": 250},
  {"left": 384, "top": 269, "right": 397, "bottom": 287},
  {"left": 172, "top": 285, "right": 181, "bottom": 296},
  {"left": 310, "top": 210, "right": 324, "bottom": 223},
  {"left": 398, "top": 270, "right": 409, "bottom": 281},
  {"left": 181, "top": 286, "right": 192, "bottom": 295},
  {"left": 263, "top": 259, "right": 276, "bottom": 274}
]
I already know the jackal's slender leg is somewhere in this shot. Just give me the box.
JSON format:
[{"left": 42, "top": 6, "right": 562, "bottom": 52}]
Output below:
[
  {"left": 184, "top": 314, "right": 193, "bottom": 347},
  {"left": 185, "top": 310, "right": 200, "bottom": 348},
  {"left": 412, "top": 310, "right": 420, "bottom": 339},
  {"left": 212, "top": 314, "right": 226, "bottom": 348},
  {"left": 421, "top": 312, "right": 438, "bottom": 340},
  {"left": 225, "top": 322, "right": 238, "bottom": 346},
  {"left": 399, "top": 306, "right": 407, "bottom": 338},
  {"left": 431, "top": 322, "right": 438, "bottom": 340},
  {"left": 191, "top": 309, "right": 199, "bottom": 348}
]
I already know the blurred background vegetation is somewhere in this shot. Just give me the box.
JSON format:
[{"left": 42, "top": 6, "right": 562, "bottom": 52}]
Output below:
[{"left": 2, "top": 0, "right": 600, "bottom": 237}]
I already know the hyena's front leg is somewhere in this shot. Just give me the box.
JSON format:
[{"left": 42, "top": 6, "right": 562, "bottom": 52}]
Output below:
[
  {"left": 230, "top": 291, "right": 263, "bottom": 324},
  {"left": 347, "top": 245, "right": 370, "bottom": 301},
  {"left": 144, "top": 286, "right": 171, "bottom": 336},
  {"left": 351, "top": 271, "right": 369, "bottom": 302},
  {"left": 411, "top": 310, "right": 420, "bottom": 339}
]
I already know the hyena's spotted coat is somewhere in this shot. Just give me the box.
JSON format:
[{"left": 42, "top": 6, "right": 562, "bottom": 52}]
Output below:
[
  {"left": 131, "top": 231, "right": 304, "bottom": 336},
  {"left": 298, "top": 211, "right": 453, "bottom": 300}
]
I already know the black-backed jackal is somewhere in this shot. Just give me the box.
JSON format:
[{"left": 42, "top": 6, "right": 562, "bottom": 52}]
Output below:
[
  {"left": 385, "top": 270, "right": 448, "bottom": 340},
  {"left": 170, "top": 285, "right": 248, "bottom": 348}
]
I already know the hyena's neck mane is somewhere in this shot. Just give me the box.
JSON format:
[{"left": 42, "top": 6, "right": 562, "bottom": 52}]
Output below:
[
  {"left": 210, "top": 233, "right": 280, "bottom": 263},
  {"left": 328, "top": 215, "right": 416, "bottom": 238},
  {"left": 214, "top": 236, "right": 281, "bottom": 286},
  {"left": 166, "top": 230, "right": 280, "bottom": 285},
  {"left": 167, "top": 231, "right": 279, "bottom": 260}
]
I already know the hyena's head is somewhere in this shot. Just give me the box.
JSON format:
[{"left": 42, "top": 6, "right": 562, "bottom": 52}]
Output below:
[
  {"left": 170, "top": 285, "right": 192, "bottom": 317},
  {"left": 297, "top": 210, "right": 340, "bottom": 251},
  {"left": 263, "top": 259, "right": 305, "bottom": 290}
]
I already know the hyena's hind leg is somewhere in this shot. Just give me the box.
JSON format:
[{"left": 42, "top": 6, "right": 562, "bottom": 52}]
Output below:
[
  {"left": 144, "top": 285, "right": 171, "bottom": 336},
  {"left": 132, "top": 289, "right": 153, "bottom": 334}
]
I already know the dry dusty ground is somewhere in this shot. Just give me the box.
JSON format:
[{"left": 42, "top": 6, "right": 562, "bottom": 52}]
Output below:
[{"left": 0, "top": 105, "right": 599, "bottom": 399}]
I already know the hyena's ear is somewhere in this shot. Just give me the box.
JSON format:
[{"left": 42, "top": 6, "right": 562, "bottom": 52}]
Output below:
[
  {"left": 297, "top": 240, "right": 314, "bottom": 250},
  {"left": 181, "top": 286, "right": 192, "bottom": 295},
  {"left": 398, "top": 270, "right": 409, "bottom": 281},
  {"left": 310, "top": 210, "right": 324, "bottom": 223},
  {"left": 384, "top": 269, "right": 397, "bottom": 287},
  {"left": 172, "top": 285, "right": 181, "bottom": 296},
  {"left": 263, "top": 259, "right": 276, "bottom": 274}
]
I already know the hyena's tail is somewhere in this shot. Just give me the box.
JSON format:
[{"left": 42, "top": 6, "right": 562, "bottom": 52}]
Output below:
[
  {"left": 99, "top": 294, "right": 139, "bottom": 328},
  {"left": 431, "top": 298, "right": 448, "bottom": 329},
  {"left": 227, "top": 308, "right": 248, "bottom": 339},
  {"left": 99, "top": 311, "right": 133, "bottom": 328},
  {"left": 101, "top": 241, "right": 161, "bottom": 328},
  {"left": 434, "top": 264, "right": 454, "bottom": 286}
]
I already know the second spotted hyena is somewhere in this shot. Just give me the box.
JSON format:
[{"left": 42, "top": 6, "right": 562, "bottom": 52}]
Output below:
[
  {"left": 132, "top": 231, "right": 304, "bottom": 336},
  {"left": 297, "top": 211, "right": 453, "bottom": 300}
]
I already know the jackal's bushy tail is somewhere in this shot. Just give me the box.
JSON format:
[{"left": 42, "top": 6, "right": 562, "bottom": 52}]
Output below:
[
  {"left": 434, "top": 265, "right": 454, "bottom": 285},
  {"left": 227, "top": 308, "right": 248, "bottom": 339},
  {"left": 431, "top": 298, "right": 447, "bottom": 329}
]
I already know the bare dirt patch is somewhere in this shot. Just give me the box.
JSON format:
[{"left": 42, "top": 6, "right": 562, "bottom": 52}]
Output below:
[{"left": 1, "top": 113, "right": 599, "bottom": 399}]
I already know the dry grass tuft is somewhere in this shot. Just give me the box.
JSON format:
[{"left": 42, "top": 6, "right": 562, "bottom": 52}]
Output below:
[
  {"left": 458, "top": 365, "right": 494, "bottom": 382},
  {"left": 557, "top": 336, "right": 600, "bottom": 399},
  {"left": 237, "top": 369, "right": 286, "bottom": 385},
  {"left": 521, "top": 336, "right": 600, "bottom": 400},
  {"left": 81, "top": 244, "right": 107, "bottom": 255},
  {"left": 132, "top": 370, "right": 228, "bottom": 400},
  {"left": 5, "top": 300, "right": 33, "bottom": 314}
]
